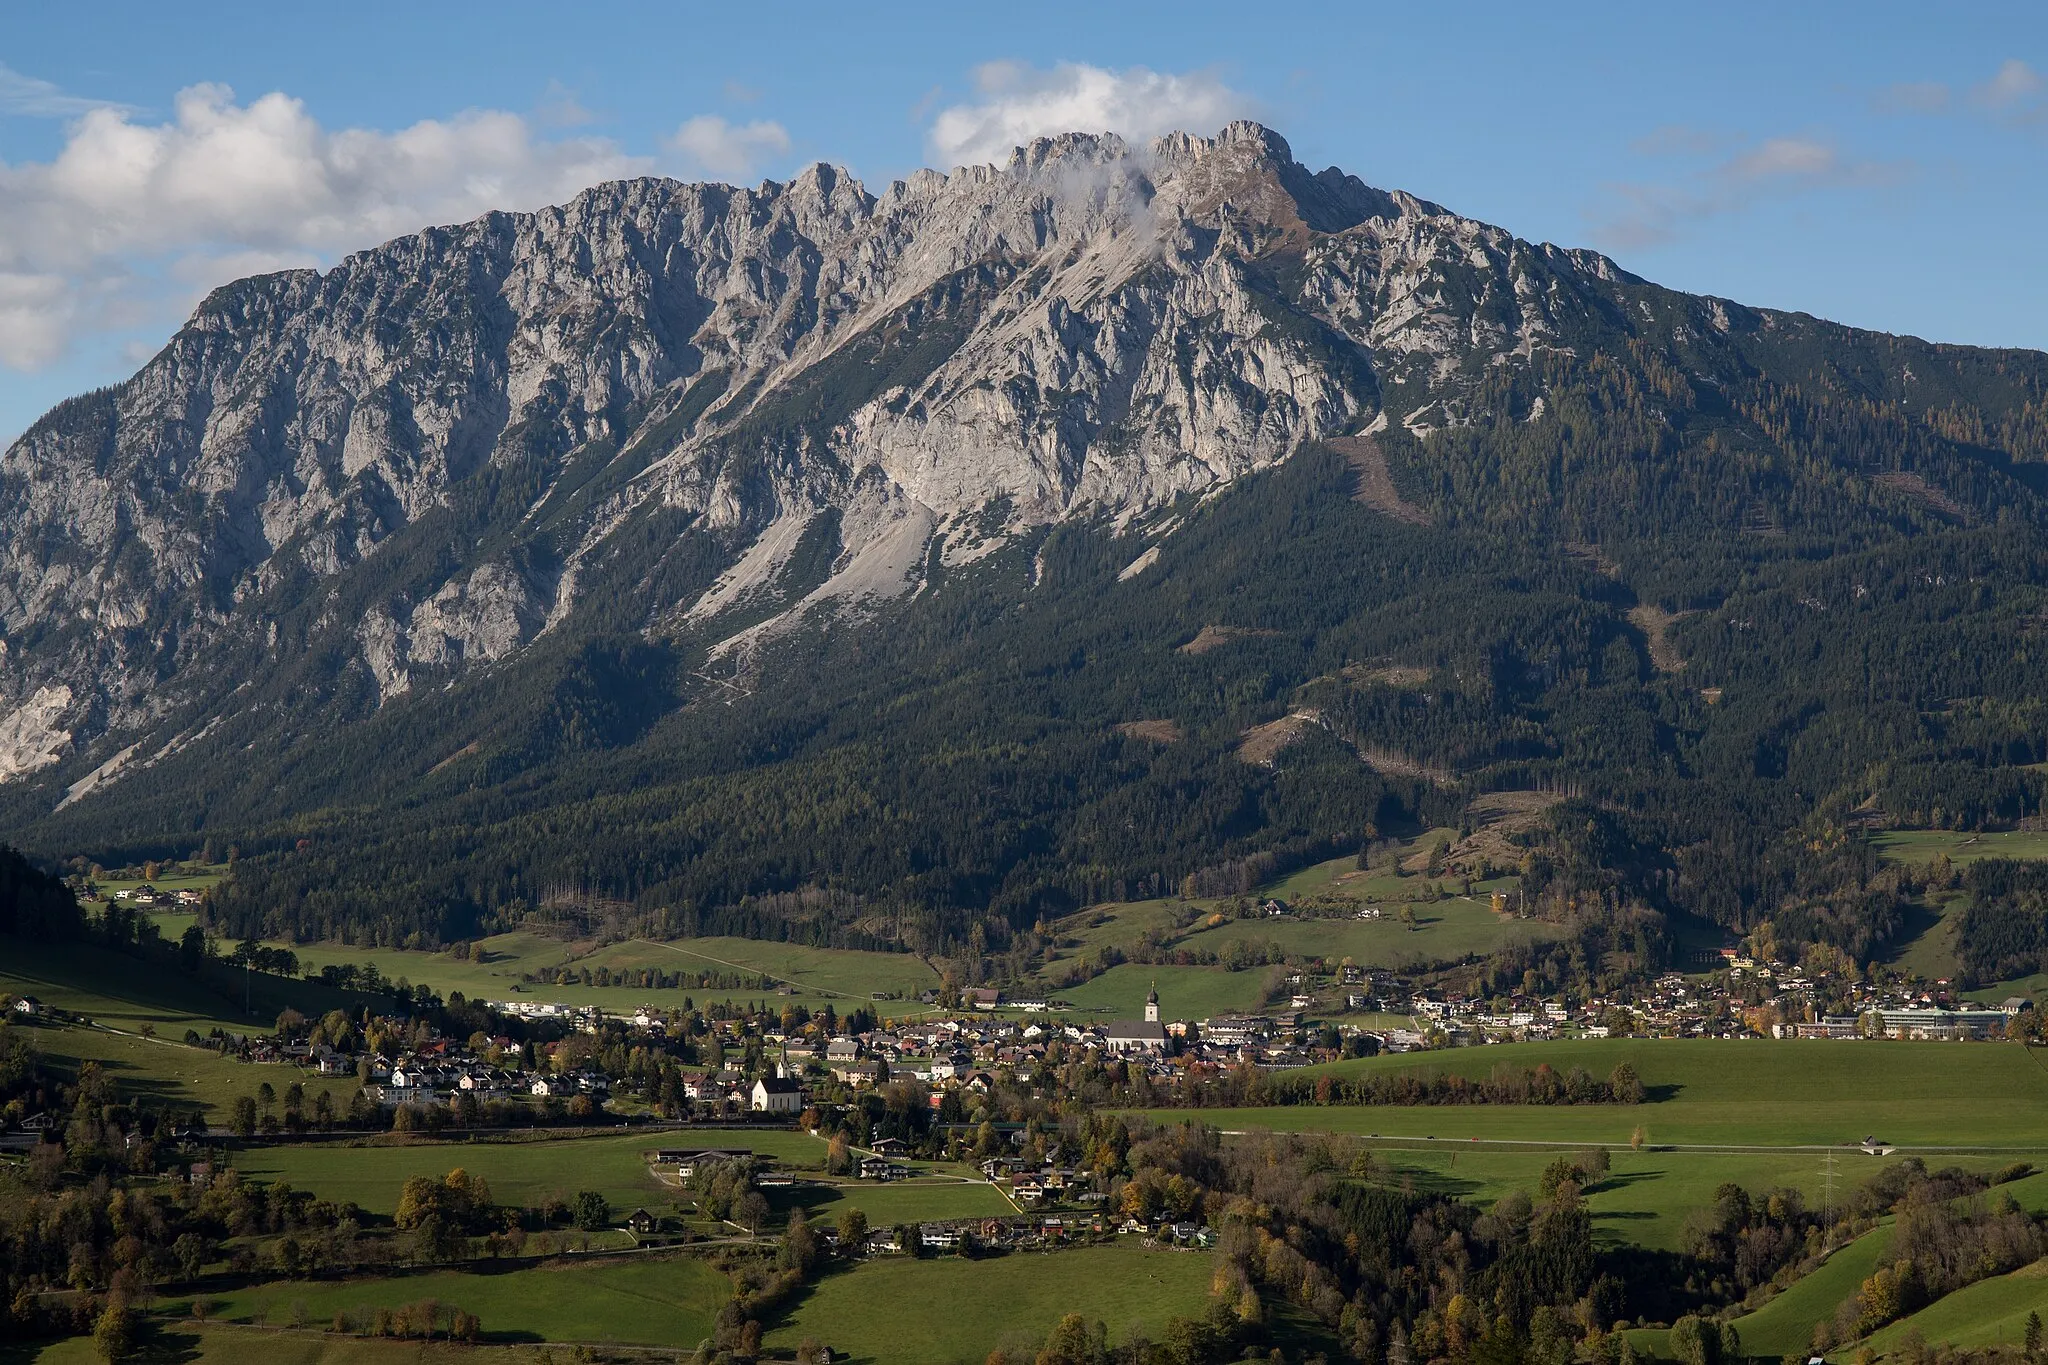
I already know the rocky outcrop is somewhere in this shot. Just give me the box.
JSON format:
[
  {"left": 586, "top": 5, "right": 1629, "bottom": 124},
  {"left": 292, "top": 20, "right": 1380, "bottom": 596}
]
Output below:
[{"left": 0, "top": 120, "right": 1673, "bottom": 801}]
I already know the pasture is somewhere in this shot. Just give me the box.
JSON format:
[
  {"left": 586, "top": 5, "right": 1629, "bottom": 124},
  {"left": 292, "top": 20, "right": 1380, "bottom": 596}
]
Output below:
[
  {"left": 1055, "top": 963, "right": 1271, "bottom": 1020},
  {"left": 764, "top": 1242, "right": 1219, "bottom": 1365},
  {"left": 776, "top": 1176, "right": 1013, "bottom": 1226},
  {"left": 1172, "top": 898, "right": 1556, "bottom": 970},
  {"left": 0, "top": 1324, "right": 505, "bottom": 1365},
  {"left": 1727, "top": 1221, "right": 1892, "bottom": 1359},
  {"left": 239, "top": 1130, "right": 830, "bottom": 1214},
  {"left": 13, "top": 1018, "right": 357, "bottom": 1119},
  {"left": 1361, "top": 1147, "right": 1936, "bottom": 1255},
  {"left": 1167, "top": 1037, "right": 2048, "bottom": 1148},
  {"left": 1865, "top": 1257, "right": 2048, "bottom": 1353},
  {"left": 0, "top": 934, "right": 361, "bottom": 1037},
  {"left": 177, "top": 1255, "right": 732, "bottom": 1347},
  {"left": 253, "top": 929, "right": 942, "bottom": 1018},
  {"left": 1872, "top": 829, "right": 2048, "bottom": 866}
]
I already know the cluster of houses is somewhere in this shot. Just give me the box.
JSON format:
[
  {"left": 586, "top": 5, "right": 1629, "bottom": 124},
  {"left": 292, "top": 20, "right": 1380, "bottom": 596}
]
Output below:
[{"left": 105, "top": 883, "right": 204, "bottom": 909}]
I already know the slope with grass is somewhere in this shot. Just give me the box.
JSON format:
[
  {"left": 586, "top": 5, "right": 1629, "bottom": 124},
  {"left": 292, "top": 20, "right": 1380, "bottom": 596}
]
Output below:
[
  {"left": 174, "top": 1255, "right": 732, "bottom": 1347},
  {"left": 1055, "top": 963, "right": 1272, "bottom": 1020},
  {"left": 14, "top": 1017, "right": 358, "bottom": 1119},
  {"left": 1369, "top": 1148, "right": 1931, "bottom": 1256},
  {"left": 0, "top": 934, "right": 364, "bottom": 1037},
  {"left": 775, "top": 1177, "right": 1013, "bottom": 1227},
  {"left": 1173, "top": 897, "right": 1554, "bottom": 970},
  {"left": 232, "top": 929, "right": 942, "bottom": 1019},
  {"left": 1863, "top": 1257, "right": 2048, "bottom": 1354},
  {"left": 1729, "top": 1221, "right": 1893, "bottom": 1359},
  {"left": 239, "top": 1130, "right": 829, "bottom": 1214},
  {"left": 764, "top": 1243, "right": 1218, "bottom": 1364}
]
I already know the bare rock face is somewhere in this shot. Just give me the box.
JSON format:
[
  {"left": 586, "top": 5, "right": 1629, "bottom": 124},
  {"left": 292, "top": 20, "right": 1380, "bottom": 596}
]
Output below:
[{"left": 0, "top": 121, "right": 1671, "bottom": 795}]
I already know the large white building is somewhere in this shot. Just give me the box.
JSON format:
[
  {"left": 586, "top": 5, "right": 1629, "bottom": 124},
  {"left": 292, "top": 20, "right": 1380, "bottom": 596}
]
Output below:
[
  {"left": 752, "top": 1077, "right": 804, "bottom": 1113},
  {"left": 1104, "top": 987, "right": 1168, "bottom": 1053}
]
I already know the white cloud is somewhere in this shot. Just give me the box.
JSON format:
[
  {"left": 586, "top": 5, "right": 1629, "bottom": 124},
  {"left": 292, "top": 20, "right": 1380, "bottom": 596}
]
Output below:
[
  {"left": 535, "top": 79, "right": 597, "bottom": 128},
  {"left": 0, "top": 83, "right": 654, "bottom": 373},
  {"left": 0, "top": 61, "right": 131, "bottom": 119},
  {"left": 926, "top": 61, "right": 1254, "bottom": 167},
  {"left": 665, "top": 115, "right": 791, "bottom": 181},
  {"left": 1722, "top": 136, "right": 1838, "bottom": 181},
  {"left": 1593, "top": 134, "right": 1902, "bottom": 250},
  {"left": 1975, "top": 58, "right": 2044, "bottom": 111},
  {"left": 1873, "top": 60, "right": 2044, "bottom": 121}
]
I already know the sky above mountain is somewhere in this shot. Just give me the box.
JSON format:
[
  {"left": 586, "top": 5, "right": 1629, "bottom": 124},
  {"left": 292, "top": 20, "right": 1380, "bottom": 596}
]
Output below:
[{"left": 1, "top": 0, "right": 2042, "bottom": 446}]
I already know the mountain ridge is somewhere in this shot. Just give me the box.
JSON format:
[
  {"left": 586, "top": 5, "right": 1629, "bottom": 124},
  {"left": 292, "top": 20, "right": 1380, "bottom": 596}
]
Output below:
[{"left": 4, "top": 122, "right": 2048, "bottom": 971}]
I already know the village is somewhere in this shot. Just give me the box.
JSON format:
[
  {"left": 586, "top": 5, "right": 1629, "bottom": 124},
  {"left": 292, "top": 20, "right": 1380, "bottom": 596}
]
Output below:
[{"left": 96, "top": 936, "right": 2026, "bottom": 1130}]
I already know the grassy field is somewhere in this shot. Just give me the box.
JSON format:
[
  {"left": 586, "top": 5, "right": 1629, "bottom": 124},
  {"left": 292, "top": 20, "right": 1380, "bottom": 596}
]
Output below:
[
  {"left": 0, "top": 1323, "right": 513, "bottom": 1365},
  {"left": 239, "top": 1130, "right": 833, "bottom": 1214},
  {"left": 777, "top": 1177, "right": 1014, "bottom": 1226},
  {"left": 0, "top": 934, "right": 363, "bottom": 1037},
  {"left": 175, "top": 1255, "right": 732, "bottom": 1347},
  {"left": 1141, "top": 1038, "right": 2048, "bottom": 1147},
  {"left": 1729, "top": 1221, "right": 1893, "bottom": 1358},
  {"left": 1366, "top": 1147, "right": 1937, "bottom": 1255},
  {"left": 1872, "top": 830, "right": 2048, "bottom": 866},
  {"left": 10, "top": 1017, "right": 358, "bottom": 1120},
  {"left": 235, "top": 929, "right": 942, "bottom": 1019},
  {"left": 1055, "top": 963, "right": 1272, "bottom": 1020},
  {"left": 1172, "top": 898, "right": 1556, "bottom": 971},
  {"left": 765, "top": 1242, "right": 1219, "bottom": 1364},
  {"left": 1265, "top": 844, "right": 1512, "bottom": 903},
  {"left": 1864, "top": 1256, "right": 2048, "bottom": 1353}
]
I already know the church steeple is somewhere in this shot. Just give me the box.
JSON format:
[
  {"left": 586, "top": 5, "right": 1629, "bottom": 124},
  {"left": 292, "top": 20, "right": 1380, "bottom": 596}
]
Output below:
[{"left": 1144, "top": 983, "right": 1160, "bottom": 1024}]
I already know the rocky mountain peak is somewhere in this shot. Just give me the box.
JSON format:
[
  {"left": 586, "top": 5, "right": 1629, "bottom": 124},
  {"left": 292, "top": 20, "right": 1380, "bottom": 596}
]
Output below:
[{"left": 0, "top": 122, "right": 1747, "bottom": 803}]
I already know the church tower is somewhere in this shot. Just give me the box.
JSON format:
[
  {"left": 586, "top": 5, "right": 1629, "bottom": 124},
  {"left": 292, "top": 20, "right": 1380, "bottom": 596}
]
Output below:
[{"left": 1144, "top": 984, "right": 1160, "bottom": 1024}]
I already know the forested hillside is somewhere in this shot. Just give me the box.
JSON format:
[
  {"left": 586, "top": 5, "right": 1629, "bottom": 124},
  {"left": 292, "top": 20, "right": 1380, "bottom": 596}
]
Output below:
[{"left": 4, "top": 124, "right": 2048, "bottom": 981}]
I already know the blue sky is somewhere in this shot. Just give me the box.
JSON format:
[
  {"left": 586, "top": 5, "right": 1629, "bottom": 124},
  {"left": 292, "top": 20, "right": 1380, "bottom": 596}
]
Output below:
[{"left": 1, "top": 0, "right": 2043, "bottom": 444}]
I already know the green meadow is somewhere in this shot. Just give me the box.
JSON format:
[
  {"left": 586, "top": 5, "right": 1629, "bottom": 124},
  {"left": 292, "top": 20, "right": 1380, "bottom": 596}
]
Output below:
[
  {"left": 238, "top": 1129, "right": 831, "bottom": 1214},
  {"left": 1872, "top": 829, "right": 2048, "bottom": 866},
  {"left": 1865, "top": 1257, "right": 2048, "bottom": 1353},
  {"left": 1172, "top": 896, "right": 1555, "bottom": 969},
  {"left": 764, "top": 1242, "right": 1219, "bottom": 1365},
  {"left": 177, "top": 1255, "right": 732, "bottom": 1347},
  {"left": 776, "top": 1177, "right": 1013, "bottom": 1226},
  {"left": 1370, "top": 1148, "right": 1931, "bottom": 1256},
  {"left": 240, "top": 929, "right": 942, "bottom": 1019},
  {"left": 1728, "top": 1221, "right": 1894, "bottom": 1358},
  {"left": 0, "top": 934, "right": 361, "bottom": 1037},
  {"left": 1055, "top": 962, "right": 1271, "bottom": 1019},
  {"left": 0, "top": 1324, "right": 502, "bottom": 1365},
  {"left": 1155, "top": 1038, "right": 2048, "bottom": 1148},
  {"left": 13, "top": 1018, "right": 359, "bottom": 1119}
]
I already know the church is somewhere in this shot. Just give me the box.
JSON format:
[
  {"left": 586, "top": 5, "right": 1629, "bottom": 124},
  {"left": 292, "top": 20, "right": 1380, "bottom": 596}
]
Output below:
[{"left": 1101, "top": 985, "right": 1168, "bottom": 1053}]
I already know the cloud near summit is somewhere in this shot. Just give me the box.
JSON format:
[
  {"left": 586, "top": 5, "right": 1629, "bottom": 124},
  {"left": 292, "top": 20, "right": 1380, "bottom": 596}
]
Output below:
[
  {"left": 926, "top": 61, "right": 1255, "bottom": 167},
  {"left": 0, "top": 81, "right": 654, "bottom": 372}
]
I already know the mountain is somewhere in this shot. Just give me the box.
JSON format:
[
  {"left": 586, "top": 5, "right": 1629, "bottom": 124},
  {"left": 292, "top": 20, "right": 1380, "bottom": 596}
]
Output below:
[{"left": 5, "top": 122, "right": 2048, "bottom": 971}]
